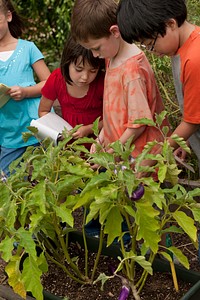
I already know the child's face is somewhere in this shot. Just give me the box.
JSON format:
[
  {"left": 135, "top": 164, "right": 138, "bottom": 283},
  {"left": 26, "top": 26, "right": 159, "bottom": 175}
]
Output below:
[
  {"left": 0, "top": 12, "right": 10, "bottom": 39},
  {"left": 79, "top": 35, "right": 120, "bottom": 59},
  {"left": 69, "top": 57, "right": 99, "bottom": 87},
  {"left": 140, "top": 24, "right": 180, "bottom": 57}
]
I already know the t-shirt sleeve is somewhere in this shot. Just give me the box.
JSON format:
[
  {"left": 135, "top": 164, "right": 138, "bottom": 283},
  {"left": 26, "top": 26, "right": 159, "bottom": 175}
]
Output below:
[
  {"left": 29, "top": 42, "right": 44, "bottom": 65},
  {"left": 41, "top": 69, "right": 60, "bottom": 101}
]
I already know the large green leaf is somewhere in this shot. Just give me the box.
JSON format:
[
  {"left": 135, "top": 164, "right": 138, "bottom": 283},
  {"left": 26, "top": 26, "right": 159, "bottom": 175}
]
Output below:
[
  {"left": 172, "top": 211, "right": 197, "bottom": 242},
  {"left": 104, "top": 206, "right": 123, "bottom": 246},
  {"left": 135, "top": 201, "right": 160, "bottom": 253},
  {"left": 54, "top": 205, "right": 74, "bottom": 228},
  {"left": 22, "top": 255, "right": 44, "bottom": 300}
]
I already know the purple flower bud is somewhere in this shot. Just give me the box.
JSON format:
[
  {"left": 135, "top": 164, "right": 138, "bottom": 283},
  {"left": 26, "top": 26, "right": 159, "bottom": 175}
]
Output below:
[{"left": 118, "top": 285, "right": 130, "bottom": 300}]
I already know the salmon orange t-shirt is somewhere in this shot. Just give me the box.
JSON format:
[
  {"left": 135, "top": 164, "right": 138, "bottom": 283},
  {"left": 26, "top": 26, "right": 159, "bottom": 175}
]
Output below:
[{"left": 103, "top": 51, "right": 169, "bottom": 157}]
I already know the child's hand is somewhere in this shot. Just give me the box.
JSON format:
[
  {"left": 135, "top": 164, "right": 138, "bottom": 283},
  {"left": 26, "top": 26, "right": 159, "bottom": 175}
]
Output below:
[
  {"left": 72, "top": 125, "right": 92, "bottom": 139},
  {"left": 90, "top": 142, "right": 97, "bottom": 154},
  {"left": 8, "top": 86, "right": 25, "bottom": 100},
  {"left": 173, "top": 145, "right": 189, "bottom": 162}
]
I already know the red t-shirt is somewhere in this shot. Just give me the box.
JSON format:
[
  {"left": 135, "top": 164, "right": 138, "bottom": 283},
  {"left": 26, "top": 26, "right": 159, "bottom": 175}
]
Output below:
[{"left": 41, "top": 68, "right": 104, "bottom": 128}]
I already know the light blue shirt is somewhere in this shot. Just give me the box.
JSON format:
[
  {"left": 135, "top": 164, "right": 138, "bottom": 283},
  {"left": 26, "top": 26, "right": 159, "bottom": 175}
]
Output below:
[{"left": 0, "top": 39, "right": 44, "bottom": 148}]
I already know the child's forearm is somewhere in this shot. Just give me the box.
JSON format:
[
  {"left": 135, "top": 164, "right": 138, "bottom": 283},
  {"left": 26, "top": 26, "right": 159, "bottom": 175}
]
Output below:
[
  {"left": 106, "top": 126, "right": 145, "bottom": 154},
  {"left": 168, "top": 121, "right": 199, "bottom": 150},
  {"left": 23, "top": 81, "right": 47, "bottom": 98},
  {"left": 119, "top": 126, "right": 146, "bottom": 145},
  {"left": 38, "top": 97, "right": 53, "bottom": 117}
]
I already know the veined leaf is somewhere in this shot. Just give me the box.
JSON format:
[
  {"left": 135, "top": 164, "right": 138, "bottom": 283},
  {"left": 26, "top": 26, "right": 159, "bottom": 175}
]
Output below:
[
  {"left": 157, "top": 164, "right": 167, "bottom": 183},
  {"left": 155, "top": 110, "right": 168, "bottom": 126},
  {"left": 134, "top": 118, "right": 156, "bottom": 126},
  {"left": 6, "top": 259, "right": 26, "bottom": 299},
  {"left": 92, "top": 117, "right": 101, "bottom": 137},
  {"left": 22, "top": 255, "right": 43, "bottom": 300},
  {"left": 172, "top": 211, "right": 197, "bottom": 242},
  {"left": 73, "top": 190, "right": 96, "bottom": 210},
  {"left": 54, "top": 205, "right": 74, "bottom": 227},
  {"left": 0, "top": 236, "right": 15, "bottom": 262},
  {"left": 81, "top": 172, "right": 111, "bottom": 195},
  {"left": 27, "top": 181, "right": 47, "bottom": 214},
  {"left": 171, "top": 134, "right": 191, "bottom": 153},
  {"left": 135, "top": 201, "right": 160, "bottom": 253},
  {"left": 104, "top": 206, "right": 123, "bottom": 246}
]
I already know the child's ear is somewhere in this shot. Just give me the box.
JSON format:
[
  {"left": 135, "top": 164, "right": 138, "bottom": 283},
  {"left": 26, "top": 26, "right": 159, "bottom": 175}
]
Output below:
[
  {"left": 109, "top": 25, "right": 121, "bottom": 37},
  {"left": 7, "top": 10, "right": 12, "bottom": 22},
  {"left": 166, "top": 18, "right": 177, "bottom": 30}
]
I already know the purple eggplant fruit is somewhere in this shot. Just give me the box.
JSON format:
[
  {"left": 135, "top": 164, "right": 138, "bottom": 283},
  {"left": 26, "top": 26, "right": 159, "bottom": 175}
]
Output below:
[
  {"left": 126, "top": 183, "right": 144, "bottom": 201},
  {"left": 131, "top": 184, "right": 144, "bottom": 200},
  {"left": 118, "top": 285, "right": 130, "bottom": 300}
]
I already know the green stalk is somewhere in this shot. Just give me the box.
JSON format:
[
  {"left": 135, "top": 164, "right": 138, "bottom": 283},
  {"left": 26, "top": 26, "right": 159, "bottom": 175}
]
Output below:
[
  {"left": 136, "top": 252, "right": 155, "bottom": 293},
  {"left": 45, "top": 251, "right": 86, "bottom": 284},
  {"left": 120, "top": 238, "right": 131, "bottom": 279},
  {"left": 38, "top": 235, "right": 61, "bottom": 262},
  {"left": 54, "top": 221, "right": 85, "bottom": 280},
  {"left": 129, "top": 281, "right": 141, "bottom": 300},
  {"left": 129, "top": 229, "right": 138, "bottom": 281},
  {"left": 82, "top": 209, "right": 89, "bottom": 278},
  {"left": 91, "top": 227, "right": 104, "bottom": 281}
]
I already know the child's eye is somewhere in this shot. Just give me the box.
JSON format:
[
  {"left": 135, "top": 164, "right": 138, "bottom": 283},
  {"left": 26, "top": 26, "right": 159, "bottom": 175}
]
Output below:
[
  {"left": 90, "top": 69, "right": 98, "bottom": 73},
  {"left": 75, "top": 68, "right": 83, "bottom": 72},
  {"left": 92, "top": 47, "right": 100, "bottom": 51}
]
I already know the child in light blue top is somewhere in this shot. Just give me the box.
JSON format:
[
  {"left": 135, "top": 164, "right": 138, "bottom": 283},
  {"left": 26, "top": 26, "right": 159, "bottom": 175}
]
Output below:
[{"left": 0, "top": 0, "right": 50, "bottom": 176}]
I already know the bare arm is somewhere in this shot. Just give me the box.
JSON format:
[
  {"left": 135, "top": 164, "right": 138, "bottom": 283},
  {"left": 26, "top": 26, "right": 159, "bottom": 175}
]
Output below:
[
  {"left": 137, "top": 121, "right": 199, "bottom": 177},
  {"left": 168, "top": 120, "right": 199, "bottom": 149},
  {"left": 8, "top": 59, "right": 50, "bottom": 100},
  {"left": 106, "top": 126, "right": 146, "bottom": 154},
  {"left": 38, "top": 96, "right": 54, "bottom": 117}
]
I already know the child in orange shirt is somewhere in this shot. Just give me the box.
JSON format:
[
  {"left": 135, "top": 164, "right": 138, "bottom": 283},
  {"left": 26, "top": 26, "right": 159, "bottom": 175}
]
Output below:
[{"left": 117, "top": 0, "right": 200, "bottom": 175}]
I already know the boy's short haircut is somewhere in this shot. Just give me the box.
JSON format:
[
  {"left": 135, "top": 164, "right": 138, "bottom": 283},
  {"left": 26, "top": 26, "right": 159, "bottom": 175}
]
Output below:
[
  {"left": 71, "top": 0, "right": 118, "bottom": 42},
  {"left": 60, "top": 33, "right": 105, "bottom": 85},
  {"left": 117, "top": 0, "right": 187, "bottom": 44}
]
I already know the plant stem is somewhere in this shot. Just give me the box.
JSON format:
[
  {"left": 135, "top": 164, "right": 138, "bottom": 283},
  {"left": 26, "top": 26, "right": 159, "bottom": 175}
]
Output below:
[
  {"left": 83, "top": 209, "right": 89, "bottom": 278},
  {"left": 91, "top": 227, "right": 104, "bottom": 281},
  {"left": 54, "top": 221, "right": 85, "bottom": 280},
  {"left": 45, "top": 251, "right": 86, "bottom": 284},
  {"left": 129, "top": 281, "right": 141, "bottom": 300}
]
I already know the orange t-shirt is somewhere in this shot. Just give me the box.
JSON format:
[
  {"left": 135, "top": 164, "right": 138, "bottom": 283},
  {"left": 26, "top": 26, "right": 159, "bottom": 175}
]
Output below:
[
  {"left": 171, "top": 26, "right": 200, "bottom": 166},
  {"left": 103, "top": 51, "right": 169, "bottom": 157}
]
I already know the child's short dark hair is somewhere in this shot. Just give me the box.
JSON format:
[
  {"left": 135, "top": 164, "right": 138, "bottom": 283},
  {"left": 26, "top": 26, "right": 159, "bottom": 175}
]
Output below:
[
  {"left": 117, "top": 0, "right": 187, "bottom": 44},
  {"left": 71, "top": 0, "right": 118, "bottom": 42},
  {"left": 60, "top": 34, "right": 105, "bottom": 85}
]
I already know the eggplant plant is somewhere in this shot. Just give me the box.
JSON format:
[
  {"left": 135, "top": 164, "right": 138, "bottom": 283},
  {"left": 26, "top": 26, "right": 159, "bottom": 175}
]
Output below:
[{"left": 0, "top": 113, "right": 200, "bottom": 300}]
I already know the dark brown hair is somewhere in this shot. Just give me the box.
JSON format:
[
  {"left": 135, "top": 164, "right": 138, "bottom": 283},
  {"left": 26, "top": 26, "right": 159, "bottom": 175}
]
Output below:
[{"left": 60, "top": 33, "right": 105, "bottom": 84}]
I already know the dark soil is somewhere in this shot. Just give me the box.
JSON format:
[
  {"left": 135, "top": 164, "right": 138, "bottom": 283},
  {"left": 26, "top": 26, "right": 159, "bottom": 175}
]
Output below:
[
  {"left": 0, "top": 207, "right": 200, "bottom": 300},
  {"left": 41, "top": 247, "right": 196, "bottom": 300},
  {"left": 40, "top": 209, "right": 200, "bottom": 300}
]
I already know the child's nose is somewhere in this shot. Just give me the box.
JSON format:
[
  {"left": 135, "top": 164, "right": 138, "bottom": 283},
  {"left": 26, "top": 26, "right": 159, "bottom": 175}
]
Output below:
[
  {"left": 81, "top": 71, "right": 89, "bottom": 80},
  {"left": 91, "top": 50, "right": 99, "bottom": 58}
]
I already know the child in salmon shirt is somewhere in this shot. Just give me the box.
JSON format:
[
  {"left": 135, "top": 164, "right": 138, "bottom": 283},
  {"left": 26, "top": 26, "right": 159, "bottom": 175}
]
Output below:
[{"left": 71, "top": 0, "right": 170, "bottom": 162}]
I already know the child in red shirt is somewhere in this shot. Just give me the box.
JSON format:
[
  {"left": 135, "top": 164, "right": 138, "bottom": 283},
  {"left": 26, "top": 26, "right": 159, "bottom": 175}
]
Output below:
[{"left": 39, "top": 34, "right": 105, "bottom": 141}]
